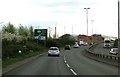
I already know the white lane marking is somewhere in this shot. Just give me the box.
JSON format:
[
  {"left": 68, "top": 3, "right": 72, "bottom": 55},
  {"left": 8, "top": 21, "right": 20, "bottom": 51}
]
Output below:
[
  {"left": 66, "top": 64, "right": 70, "bottom": 67},
  {"left": 64, "top": 55, "right": 77, "bottom": 75},
  {"left": 70, "top": 69, "right": 77, "bottom": 75}
]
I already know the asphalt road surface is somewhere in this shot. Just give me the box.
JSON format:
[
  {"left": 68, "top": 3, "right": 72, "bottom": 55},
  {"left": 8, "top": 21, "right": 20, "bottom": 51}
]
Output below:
[{"left": 4, "top": 46, "right": 118, "bottom": 75}]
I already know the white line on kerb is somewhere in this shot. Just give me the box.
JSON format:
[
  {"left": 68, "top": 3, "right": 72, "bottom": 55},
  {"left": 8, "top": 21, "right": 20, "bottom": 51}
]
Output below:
[
  {"left": 64, "top": 61, "right": 67, "bottom": 63},
  {"left": 70, "top": 69, "right": 77, "bottom": 75},
  {"left": 66, "top": 64, "right": 70, "bottom": 67}
]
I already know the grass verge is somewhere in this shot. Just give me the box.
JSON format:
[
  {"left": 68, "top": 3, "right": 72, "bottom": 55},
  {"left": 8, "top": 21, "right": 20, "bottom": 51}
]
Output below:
[{"left": 2, "top": 49, "right": 47, "bottom": 68}]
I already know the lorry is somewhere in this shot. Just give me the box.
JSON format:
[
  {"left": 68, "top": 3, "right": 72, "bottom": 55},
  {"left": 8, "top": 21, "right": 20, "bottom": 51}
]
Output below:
[{"left": 104, "top": 38, "right": 111, "bottom": 48}]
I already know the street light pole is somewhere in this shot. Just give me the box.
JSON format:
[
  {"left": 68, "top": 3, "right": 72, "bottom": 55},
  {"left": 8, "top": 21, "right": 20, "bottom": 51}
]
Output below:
[
  {"left": 117, "top": 1, "right": 120, "bottom": 75},
  {"left": 84, "top": 8, "right": 90, "bottom": 43},
  {"left": 118, "top": 0, "right": 120, "bottom": 54}
]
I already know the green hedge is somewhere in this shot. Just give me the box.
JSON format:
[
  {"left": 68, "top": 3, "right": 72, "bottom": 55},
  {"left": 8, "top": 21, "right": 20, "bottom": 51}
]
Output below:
[{"left": 2, "top": 39, "right": 47, "bottom": 60}]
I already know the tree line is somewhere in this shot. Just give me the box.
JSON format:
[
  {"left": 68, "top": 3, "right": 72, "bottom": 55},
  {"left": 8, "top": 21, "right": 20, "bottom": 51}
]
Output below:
[
  {"left": 2, "top": 22, "right": 39, "bottom": 60},
  {"left": 2, "top": 22, "right": 34, "bottom": 40},
  {"left": 2, "top": 22, "right": 76, "bottom": 60}
]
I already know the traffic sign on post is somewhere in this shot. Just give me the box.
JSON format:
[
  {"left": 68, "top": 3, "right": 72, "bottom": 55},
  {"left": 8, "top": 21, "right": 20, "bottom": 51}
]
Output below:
[{"left": 34, "top": 29, "right": 47, "bottom": 42}]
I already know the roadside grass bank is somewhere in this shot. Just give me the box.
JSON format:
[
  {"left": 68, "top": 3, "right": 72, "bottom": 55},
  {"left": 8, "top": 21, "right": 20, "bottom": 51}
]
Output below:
[
  {"left": 2, "top": 40, "right": 48, "bottom": 68},
  {"left": 2, "top": 40, "right": 71, "bottom": 68},
  {"left": 2, "top": 49, "right": 47, "bottom": 68},
  {"left": 2, "top": 46, "right": 67, "bottom": 68}
]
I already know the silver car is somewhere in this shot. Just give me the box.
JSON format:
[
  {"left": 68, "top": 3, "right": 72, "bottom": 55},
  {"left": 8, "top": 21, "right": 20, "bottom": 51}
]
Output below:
[
  {"left": 48, "top": 47, "right": 60, "bottom": 56},
  {"left": 109, "top": 48, "right": 118, "bottom": 55}
]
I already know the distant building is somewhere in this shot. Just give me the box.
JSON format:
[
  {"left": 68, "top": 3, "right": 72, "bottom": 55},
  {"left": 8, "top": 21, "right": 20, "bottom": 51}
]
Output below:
[
  {"left": 77, "top": 34, "right": 104, "bottom": 43},
  {"left": 77, "top": 34, "right": 91, "bottom": 43},
  {"left": 92, "top": 34, "right": 104, "bottom": 42}
]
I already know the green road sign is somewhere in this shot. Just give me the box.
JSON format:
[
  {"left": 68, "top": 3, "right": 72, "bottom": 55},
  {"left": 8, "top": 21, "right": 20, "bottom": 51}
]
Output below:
[{"left": 34, "top": 29, "right": 47, "bottom": 41}]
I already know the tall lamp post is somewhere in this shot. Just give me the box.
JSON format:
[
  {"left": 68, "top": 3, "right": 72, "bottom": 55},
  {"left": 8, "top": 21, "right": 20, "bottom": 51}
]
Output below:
[
  {"left": 84, "top": 8, "right": 90, "bottom": 43},
  {"left": 118, "top": 0, "right": 120, "bottom": 55},
  {"left": 117, "top": 1, "right": 120, "bottom": 75}
]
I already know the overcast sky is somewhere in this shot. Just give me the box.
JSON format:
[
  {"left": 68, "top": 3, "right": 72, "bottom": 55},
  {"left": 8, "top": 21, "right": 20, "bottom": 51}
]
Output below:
[{"left": 0, "top": 0, "right": 118, "bottom": 37}]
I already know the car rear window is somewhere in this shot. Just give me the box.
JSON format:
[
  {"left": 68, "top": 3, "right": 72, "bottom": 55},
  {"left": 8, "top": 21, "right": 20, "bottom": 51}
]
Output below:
[
  {"left": 66, "top": 45, "right": 69, "bottom": 47},
  {"left": 49, "top": 48, "right": 58, "bottom": 50}
]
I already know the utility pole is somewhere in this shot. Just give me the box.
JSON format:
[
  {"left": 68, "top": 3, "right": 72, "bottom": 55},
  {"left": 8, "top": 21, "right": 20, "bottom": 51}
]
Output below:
[{"left": 84, "top": 8, "right": 90, "bottom": 43}]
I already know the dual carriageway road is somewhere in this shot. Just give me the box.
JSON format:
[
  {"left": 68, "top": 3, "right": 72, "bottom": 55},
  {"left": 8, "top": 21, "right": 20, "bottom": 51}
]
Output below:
[{"left": 3, "top": 44, "right": 118, "bottom": 75}]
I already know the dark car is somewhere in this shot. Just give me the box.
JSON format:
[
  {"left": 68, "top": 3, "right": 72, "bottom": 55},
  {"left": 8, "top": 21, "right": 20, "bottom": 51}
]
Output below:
[{"left": 65, "top": 45, "right": 71, "bottom": 50}]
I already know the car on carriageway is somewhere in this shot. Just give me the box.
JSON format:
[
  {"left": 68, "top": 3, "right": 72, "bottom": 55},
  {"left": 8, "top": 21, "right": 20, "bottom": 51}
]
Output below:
[{"left": 48, "top": 47, "right": 60, "bottom": 57}]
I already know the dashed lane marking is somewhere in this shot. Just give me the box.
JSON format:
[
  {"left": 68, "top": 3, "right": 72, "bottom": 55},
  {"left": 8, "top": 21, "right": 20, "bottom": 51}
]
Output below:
[
  {"left": 66, "top": 64, "right": 70, "bottom": 68},
  {"left": 70, "top": 69, "right": 77, "bottom": 75},
  {"left": 64, "top": 56, "right": 77, "bottom": 75}
]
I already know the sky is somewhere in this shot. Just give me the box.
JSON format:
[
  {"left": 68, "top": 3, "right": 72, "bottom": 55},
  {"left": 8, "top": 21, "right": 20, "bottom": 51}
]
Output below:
[{"left": 0, "top": 0, "right": 119, "bottom": 37}]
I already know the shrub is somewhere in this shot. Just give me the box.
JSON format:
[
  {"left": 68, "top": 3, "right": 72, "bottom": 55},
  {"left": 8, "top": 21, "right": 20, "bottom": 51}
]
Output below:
[{"left": 113, "top": 39, "right": 118, "bottom": 48}]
